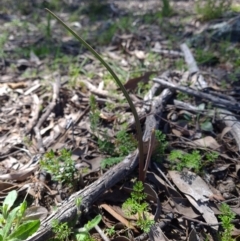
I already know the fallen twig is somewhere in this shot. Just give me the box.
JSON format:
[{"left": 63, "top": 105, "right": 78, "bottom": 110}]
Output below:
[{"left": 153, "top": 77, "right": 240, "bottom": 111}]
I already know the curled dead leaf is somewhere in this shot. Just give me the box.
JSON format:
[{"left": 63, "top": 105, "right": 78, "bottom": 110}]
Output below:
[{"left": 189, "top": 136, "right": 220, "bottom": 150}]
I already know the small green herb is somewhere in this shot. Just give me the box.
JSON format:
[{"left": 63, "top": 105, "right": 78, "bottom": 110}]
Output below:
[
  {"left": 105, "top": 226, "right": 116, "bottom": 237},
  {"left": 169, "top": 149, "right": 219, "bottom": 173},
  {"left": 101, "top": 157, "right": 124, "bottom": 169},
  {"left": 89, "top": 94, "right": 100, "bottom": 133},
  {"left": 51, "top": 219, "right": 72, "bottom": 241},
  {"left": 205, "top": 151, "right": 219, "bottom": 163},
  {"left": 98, "top": 137, "right": 115, "bottom": 155},
  {"left": 155, "top": 130, "right": 168, "bottom": 155},
  {"left": 0, "top": 190, "right": 40, "bottom": 241},
  {"left": 176, "top": 92, "right": 190, "bottom": 101},
  {"left": 122, "top": 181, "right": 154, "bottom": 233},
  {"left": 40, "top": 149, "right": 77, "bottom": 187},
  {"left": 219, "top": 203, "right": 235, "bottom": 241},
  {"left": 169, "top": 150, "right": 202, "bottom": 173},
  {"left": 195, "top": 0, "right": 231, "bottom": 21},
  {"left": 51, "top": 214, "right": 101, "bottom": 241},
  {"left": 115, "top": 130, "right": 137, "bottom": 156}
]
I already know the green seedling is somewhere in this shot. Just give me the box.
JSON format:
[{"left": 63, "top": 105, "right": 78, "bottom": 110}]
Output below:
[
  {"left": 137, "top": 82, "right": 151, "bottom": 96},
  {"left": 169, "top": 150, "right": 202, "bottom": 173},
  {"left": 115, "top": 130, "right": 138, "bottom": 156},
  {"left": 45, "top": 9, "right": 145, "bottom": 182},
  {"left": 205, "top": 151, "right": 219, "bottom": 163},
  {"left": 169, "top": 149, "right": 218, "bottom": 173},
  {"left": 0, "top": 190, "right": 40, "bottom": 241},
  {"left": 219, "top": 203, "right": 235, "bottom": 241},
  {"left": 51, "top": 220, "right": 72, "bottom": 241},
  {"left": 161, "top": 0, "right": 173, "bottom": 17},
  {"left": 101, "top": 157, "right": 124, "bottom": 169},
  {"left": 122, "top": 181, "right": 154, "bottom": 233},
  {"left": 0, "top": 32, "right": 8, "bottom": 57},
  {"left": 105, "top": 226, "right": 116, "bottom": 237},
  {"left": 98, "top": 137, "right": 115, "bottom": 155},
  {"left": 176, "top": 92, "right": 190, "bottom": 101},
  {"left": 100, "top": 129, "right": 138, "bottom": 168},
  {"left": 89, "top": 94, "right": 100, "bottom": 133},
  {"left": 195, "top": 48, "right": 218, "bottom": 65},
  {"left": 195, "top": 0, "right": 232, "bottom": 21},
  {"left": 51, "top": 214, "right": 101, "bottom": 241},
  {"left": 155, "top": 130, "right": 168, "bottom": 156},
  {"left": 40, "top": 149, "right": 77, "bottom": 188}
]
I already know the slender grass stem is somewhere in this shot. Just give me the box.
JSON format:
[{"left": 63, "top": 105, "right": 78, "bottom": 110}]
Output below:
[{"left": 45, "top": 8, "right": 145, "bottom": 182}]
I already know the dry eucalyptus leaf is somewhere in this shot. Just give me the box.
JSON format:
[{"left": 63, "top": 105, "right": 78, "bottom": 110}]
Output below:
[
  {"left": 23, "top": 206, "right": 48, "bottom": 222},
  {"left": 100, "top": 203, "right": 139, "bottom": 233},
  {"left": 149, "top": 223, "right": 170, "bottom": 241},
  {"left": 0, "top": 166, "right": 38, "bottom": 181},
  {"left": 169, "top": 171, "right": 218, "bottom": 229},
  {"left": 220, "top": 126, "right": 232, "bottom": 139},
  {"left": 190, "top": 136, "right": 220, "bottom": 150}
]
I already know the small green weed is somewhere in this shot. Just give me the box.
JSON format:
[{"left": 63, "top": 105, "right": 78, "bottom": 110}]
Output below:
[
  {"left": 0, "top": 32, "right": 8, "bottom": 57},
  {"left": 101, "top": 157, "right": 124, "bottom": 169},
  {"left": 195, "top": 48, "right": 218, "bottom": 65},
  {"left": 51, "top": 220, "right": 72, "bottom": 241},
  {"left": 176, "top": 92, "right": 190, "bottom": 101},
  {"left": 50, "top": 197, "right": 102, "bottom": 241},
  {"left": 105, "top": 226, "right": 116, "bottom": 237},
  {"left": 155, "top": 130, "right": 168, "bottom": 155},
  {"left": 175, "top": 59, "right": 187, "bottom": 71},
  {"left": 115, "top": 130, "right": 137, "bottom": 156},
  {"left": 89, "top": 95, "right": 100, "bottom": 133},
  {"left": 122, "top": 181, "right": 154, "bottom": 233},
  {"left": 169, "top": 150, "right": 202, "bottom": 173},
  {"left": 219, "top": 203, "right": 235, "bottom": 241},
  {"left": 205, "top": 151, "right": 219, "bottom": 163},
  {"left": 231, "top": 3, "right": 240, "bottom": 12},
  {"left": 40, "top": 149, "right": 77, "bottom": 187},
  {"left": 137, "top": 82, "right": 151, "bottom": 96},
  {"left": 98, "top": 137, "right": 115, "bottom": 155},
  {"left": 51, "top": 215, "right": 102, "bottom": 241},
  {"left": 0, "top": 190, "right": 40, "bottom": 241},
  {"left": 161, "top": 0, "right": 173, "bottom": 17},
  {"left": 195, "top": 0, "right": 232, "bottom": 21},
  {"left": 99, "top": 129, "right": 137, "bottom": 168},
  {"left": 169, "top": 150, "right": 218, "bottom": 173}
]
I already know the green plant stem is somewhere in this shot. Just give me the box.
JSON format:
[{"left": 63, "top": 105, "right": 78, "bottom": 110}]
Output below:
[{"left": 45, "top": 8, "right": 145, "bottom": 182}]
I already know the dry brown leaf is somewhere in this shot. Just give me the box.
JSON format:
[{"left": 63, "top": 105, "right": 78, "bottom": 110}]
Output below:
[
  {"left": 0, "top": 166, "right": 38, "bottom": 181},
  {"left": 123, "top": 71, "right": 157, "bottom": 91},
  {"left": 169, "top": 170, "right": 218, "bottom": 229},
  {"left": 99, "top": 112, "right": 116, "bottom": 122},
  {"left": 23, "top": 206, "right": 48, "bottom": 221},
  {"left": 171, "top": 197, "right": 199, "bottom": 218},
  {"left": 190, "top": 136, "right": 220, "bottom": 150},
  {"left": 8, "top": 82, "right": 27, "bottom": 89},
  {"left": 220, "top": 126, "right": 232, "bottom": 140},
  {"left": 172, "top": 129, "right": 182, "bottom": 137},
  {"left": 100, "top": 204, "right": 139, "bottom": 233}
]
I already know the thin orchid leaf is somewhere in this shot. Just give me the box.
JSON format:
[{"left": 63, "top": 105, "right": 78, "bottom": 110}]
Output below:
[{"left": 45, "top": 8, "right": 145, "bottom": 181}]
